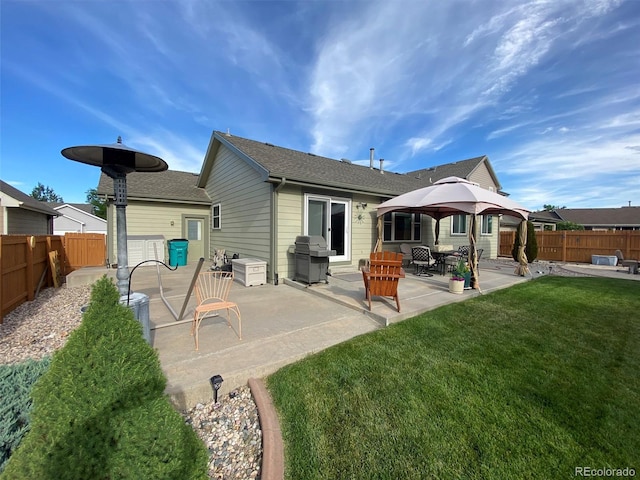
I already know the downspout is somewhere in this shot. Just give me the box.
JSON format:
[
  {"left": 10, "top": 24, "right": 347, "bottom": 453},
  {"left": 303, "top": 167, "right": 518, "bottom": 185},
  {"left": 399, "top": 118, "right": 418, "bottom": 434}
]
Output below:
[{"left": 271, "top": 177, "right": 286, "bottom": 284}]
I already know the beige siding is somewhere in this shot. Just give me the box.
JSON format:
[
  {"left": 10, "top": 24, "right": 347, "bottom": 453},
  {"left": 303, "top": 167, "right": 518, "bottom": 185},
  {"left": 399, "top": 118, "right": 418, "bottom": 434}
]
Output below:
[
  {"left": 350, "top": 194, "right": 380, "bottom": 268},
  {"left": 0, "top": 207, "right": 5, "bottom": 234},
  {"left": 106, "top": 201, "right": 210, "bottom": 263},
  {"left": 204, "top": 145, "right": 272, "bottom": 272},
  {"left": 6, "top": 209, "right": 50, "bottom": 235},
  {"left": 468, "top": 162, "right": 498, "bottom": 190}
]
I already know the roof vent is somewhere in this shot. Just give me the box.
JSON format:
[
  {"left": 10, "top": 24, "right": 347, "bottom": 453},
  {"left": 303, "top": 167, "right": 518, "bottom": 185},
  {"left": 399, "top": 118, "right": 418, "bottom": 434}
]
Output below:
[
  {"left": 307, "top": 152, "right": 316, "bottom": 156},
  {"left": 340, "top": 158, "right": 352, "bottom": 164},
  {"left": 225, "top": 129, "right": 231, "bottom": 137},
  {"left": 370, "top": 148, "right": 374, "bottom": 169},
  {"left": 265, "top": 143, "right": 275, "bottom": 147},
  {"left": 379, "top": 158, "right": 384, "bottom": 174}
]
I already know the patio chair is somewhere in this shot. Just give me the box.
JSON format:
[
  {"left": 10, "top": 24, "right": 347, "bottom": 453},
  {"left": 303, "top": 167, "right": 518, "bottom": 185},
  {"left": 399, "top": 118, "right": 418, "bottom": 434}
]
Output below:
[
  {"left": 191, "top": 271, "right": 242, "bottom": 350},
  {"left": 361, "top": 251, "right": 405, "bottom": 312},
  {"left": 411, "top": 246, "right": 436, "bottom": 276},
  {"left": 400, "top": 243, "right": 413, "bottom": 267},
  {"left": 615, "top": 249, "right": 639, "bottom": 274}
]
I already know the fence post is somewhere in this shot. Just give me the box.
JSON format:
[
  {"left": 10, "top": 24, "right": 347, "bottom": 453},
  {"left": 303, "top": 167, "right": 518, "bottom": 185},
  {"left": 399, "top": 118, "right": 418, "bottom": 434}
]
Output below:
[
  {"left": 26, "top": 236, "right": 35, "bottom": 301},
  {"left": 562, "top": 231, "right": 567, "bottom": 262},
  {"left": 625, "top": 231, "right": 631, "bottom": 258}
]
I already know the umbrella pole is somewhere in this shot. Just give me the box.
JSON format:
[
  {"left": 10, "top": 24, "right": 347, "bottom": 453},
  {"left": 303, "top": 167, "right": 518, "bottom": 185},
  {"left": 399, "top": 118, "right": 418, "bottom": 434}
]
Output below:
[{"left": 469, "top": 215, "right": 480, "bottom": 291}]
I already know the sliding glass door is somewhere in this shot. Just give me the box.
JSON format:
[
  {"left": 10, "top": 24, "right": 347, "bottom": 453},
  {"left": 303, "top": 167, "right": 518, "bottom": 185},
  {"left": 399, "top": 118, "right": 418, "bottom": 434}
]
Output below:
[{"left": 305, "top": 194, "right": 351, "bottom": 262}]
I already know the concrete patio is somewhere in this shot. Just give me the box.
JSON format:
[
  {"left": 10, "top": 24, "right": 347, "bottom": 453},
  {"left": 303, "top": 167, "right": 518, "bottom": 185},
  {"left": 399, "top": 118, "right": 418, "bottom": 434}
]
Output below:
[{"left": 67, "top": 258, "right": 637, "bottom": 410}]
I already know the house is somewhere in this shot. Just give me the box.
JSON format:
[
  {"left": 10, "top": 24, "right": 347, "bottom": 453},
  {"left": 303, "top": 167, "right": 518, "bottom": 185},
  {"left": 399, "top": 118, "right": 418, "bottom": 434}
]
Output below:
[
  {"left": 97, "top": 170, "right": 211, "bottom": 266},
  {"left": 51, "top": 203, "right": 107, "bottom": 235},
  {"left": 502, "top": 207, "right": 640, "bottom": 232},
  {"left": 196, "top": 131, "right": 506, "bottom": 283},
  {"left": 501, "top": 210, "right": 561, "bottom": 232},
  {"left": 541, "top": 207, "right": 640, "bottom": 231},
  {"left": 95, "top": 131, "right": 511, "bottom": 281},
  {"left": 0, "top": 180, "right": 59, "bottom": 234}
]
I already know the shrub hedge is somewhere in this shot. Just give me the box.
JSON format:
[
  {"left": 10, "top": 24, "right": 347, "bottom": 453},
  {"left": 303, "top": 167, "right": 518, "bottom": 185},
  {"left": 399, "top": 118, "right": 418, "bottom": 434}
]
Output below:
[
  {"left": 0, "top": 357, "right": 51, "bottom": 473},
  {"left": 1, "top": 276, "right": 208, "bottom": 479}
]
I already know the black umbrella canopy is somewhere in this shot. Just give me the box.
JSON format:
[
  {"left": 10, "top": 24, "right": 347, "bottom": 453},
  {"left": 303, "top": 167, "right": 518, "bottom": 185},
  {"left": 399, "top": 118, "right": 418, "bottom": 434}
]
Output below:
[{"left": 61, "top": 136, "right": 168, "bottom": 174}]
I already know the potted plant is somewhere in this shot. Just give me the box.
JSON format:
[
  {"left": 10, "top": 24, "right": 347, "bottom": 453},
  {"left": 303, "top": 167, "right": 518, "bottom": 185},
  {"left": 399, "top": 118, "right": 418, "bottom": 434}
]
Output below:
[{"left": 448, "top": 259, "right": 468, "bottom": 294}]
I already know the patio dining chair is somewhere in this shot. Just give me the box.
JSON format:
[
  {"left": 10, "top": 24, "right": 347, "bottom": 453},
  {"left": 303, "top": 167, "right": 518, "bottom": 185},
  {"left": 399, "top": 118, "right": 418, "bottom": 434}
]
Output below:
[
  {"left": 192, "top": 271, "right": 242, "bottom": 350},
  {"left": 400, "top": 243, "right": 413, "bottom": 267},
  {"left": 411, "top": 246, "right": 436, "bottom": 276},
  {"left": 361, "top": 251, "right": 405, "bottom": 312}
]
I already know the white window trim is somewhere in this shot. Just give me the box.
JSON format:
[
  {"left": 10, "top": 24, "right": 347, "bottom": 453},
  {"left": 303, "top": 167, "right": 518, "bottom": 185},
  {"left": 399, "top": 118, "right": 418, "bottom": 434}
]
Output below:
[
  {"left": 303, "top": 194, "right": 351, "bottom": 262},
  {"left": 481, "top": 215, "right": 493, "bottom": 235},
  {"left": 383, "top": 212, "right": 422, "bottom": 242},
  {"left": 451, "top": 214, "right": 467, "bottom": 236},
  {"left": 211, "top": 203, "right": 221, "bottom": 230}
]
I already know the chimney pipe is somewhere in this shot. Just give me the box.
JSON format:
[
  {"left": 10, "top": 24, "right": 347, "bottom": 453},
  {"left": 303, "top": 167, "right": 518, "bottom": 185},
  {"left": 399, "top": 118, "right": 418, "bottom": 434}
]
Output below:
[
  {"left": 380, "top": 158, "right": 384, "bottom": 174},
  {"left": 369, "top": 148, "right": 374, "bottom": 169}
]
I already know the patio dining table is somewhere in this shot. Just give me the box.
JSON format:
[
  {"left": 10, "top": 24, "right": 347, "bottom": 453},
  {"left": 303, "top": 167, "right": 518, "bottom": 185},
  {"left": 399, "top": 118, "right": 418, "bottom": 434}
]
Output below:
[{"left": 430, "top": 249, "right": 460, "bottom": 275}]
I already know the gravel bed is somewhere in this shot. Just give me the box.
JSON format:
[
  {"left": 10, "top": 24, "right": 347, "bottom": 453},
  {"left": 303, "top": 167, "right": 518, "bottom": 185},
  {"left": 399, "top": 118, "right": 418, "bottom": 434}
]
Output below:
[{"left": 0, "top": 284, "right": 262, "bottom": 480}]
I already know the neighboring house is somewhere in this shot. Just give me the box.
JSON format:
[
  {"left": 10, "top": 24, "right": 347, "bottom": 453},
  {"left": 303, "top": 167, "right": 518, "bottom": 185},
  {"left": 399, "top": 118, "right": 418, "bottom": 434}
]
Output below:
[
  {"left": 543, "top": 207, "right": 640, "bottom": 231},
  {"left": 97, "top": 170, "right": 211, "bottom": 265},
  {"left": 196, "top": 131, "right": 507, "bottom": 282},
  {"left": 502, "top": 207, "right": 640, "bottom": 231},
  {"left": 0, "top": 180, "right": 59, "bottom": 234},
  {"left": 501, "top": 210, "right": 561, "bottom": 232},
  {"left": 51, "top": 203, "right": 107, "bottom": 235}
]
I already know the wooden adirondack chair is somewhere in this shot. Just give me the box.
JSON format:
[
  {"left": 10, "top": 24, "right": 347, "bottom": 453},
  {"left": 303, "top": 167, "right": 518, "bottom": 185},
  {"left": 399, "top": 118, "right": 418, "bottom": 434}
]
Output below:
[{"left": 361, "top": 251, "right": 406, "bottom": 312}]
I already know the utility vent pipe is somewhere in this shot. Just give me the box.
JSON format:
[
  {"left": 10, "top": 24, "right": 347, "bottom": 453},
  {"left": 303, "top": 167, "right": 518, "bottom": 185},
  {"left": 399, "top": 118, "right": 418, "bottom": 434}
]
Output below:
[
  {"left": 380, "top": 158, "right": 384, "bottom": 174},
  {"left": 370, "top": 148, "right": 374, "bottom": 169}
]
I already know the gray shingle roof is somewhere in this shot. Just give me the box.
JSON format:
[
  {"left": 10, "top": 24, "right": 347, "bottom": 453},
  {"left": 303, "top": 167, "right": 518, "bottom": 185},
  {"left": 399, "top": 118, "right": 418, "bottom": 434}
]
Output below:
[
  {"left": 0, "top": 180, "right": 59, "bottom": 215},
  {"left": 213, "top": 131, "right": 489, "bottom": 196},
  {"left": 51, "top": 202, "right": 94, "bottom": 214},
  {"left": 552, "top": 207, "right": 640, "bottom": 227},
  {"left": 97, "top": 170, "right": 210, "bottom": 204}
]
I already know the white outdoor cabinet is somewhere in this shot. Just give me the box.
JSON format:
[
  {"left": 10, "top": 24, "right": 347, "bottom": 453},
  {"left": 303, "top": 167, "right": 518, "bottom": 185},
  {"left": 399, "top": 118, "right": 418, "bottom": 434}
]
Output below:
[
  {"left": 127, "top": 235, "right": 165, "bottom": 266},
  {"left": 232, "top": 258, "right": 267, "bottom": 286}
]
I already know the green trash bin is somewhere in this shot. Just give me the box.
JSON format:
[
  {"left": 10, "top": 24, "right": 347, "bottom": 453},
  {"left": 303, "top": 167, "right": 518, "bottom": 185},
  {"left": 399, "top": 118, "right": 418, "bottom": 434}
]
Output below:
[{"left": 168, "top": 239, "right": 189, "bottom": 266}]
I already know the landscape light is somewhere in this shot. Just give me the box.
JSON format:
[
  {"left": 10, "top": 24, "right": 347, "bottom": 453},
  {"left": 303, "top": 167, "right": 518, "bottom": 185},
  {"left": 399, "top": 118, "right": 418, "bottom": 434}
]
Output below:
[{"left": 210, "top": 374, "right": 224, "bottom": 403}]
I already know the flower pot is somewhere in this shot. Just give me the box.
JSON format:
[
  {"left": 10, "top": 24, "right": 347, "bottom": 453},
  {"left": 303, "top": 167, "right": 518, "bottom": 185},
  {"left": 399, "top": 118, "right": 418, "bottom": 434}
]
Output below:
[
  {"left": 448, "top": 278, "right": 465, "bottom": 294},
  {"left": 463, "top": 271, "right": 471, "bottom": 289}
]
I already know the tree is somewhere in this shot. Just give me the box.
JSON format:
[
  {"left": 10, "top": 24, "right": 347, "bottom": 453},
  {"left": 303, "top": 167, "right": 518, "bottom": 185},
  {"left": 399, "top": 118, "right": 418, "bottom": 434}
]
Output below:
[
  {"left": 30, "top": 182, "right": 63, "bottom": 202},
  {"left": 543, "top": 204, "right": 566, "bottom": 211},
  {"left": 556, "top": 221, "right": 584, "bottom": 231},
  {"left": 86, "top": 188, "right": 107, "bottom": 219}
]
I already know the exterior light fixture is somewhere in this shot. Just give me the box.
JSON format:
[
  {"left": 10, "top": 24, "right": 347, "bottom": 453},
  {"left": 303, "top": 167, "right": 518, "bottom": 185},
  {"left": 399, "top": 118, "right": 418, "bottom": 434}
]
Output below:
[{"left": 210, "top": 374, "right": 224, "bottom": 403}]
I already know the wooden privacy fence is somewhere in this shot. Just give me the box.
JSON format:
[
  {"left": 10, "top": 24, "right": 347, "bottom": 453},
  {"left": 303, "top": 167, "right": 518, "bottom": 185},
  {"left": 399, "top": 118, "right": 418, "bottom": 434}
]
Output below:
[
  {"left": 0, "top": 233, "right": 106, "bottom": 322},
  {"left": 499, "top": 230, "right": 640, "bottom": 263}
]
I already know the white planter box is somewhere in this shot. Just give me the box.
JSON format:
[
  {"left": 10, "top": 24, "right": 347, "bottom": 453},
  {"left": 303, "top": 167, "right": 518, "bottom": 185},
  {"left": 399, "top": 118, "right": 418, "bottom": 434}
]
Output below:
[
  {"left": 232, "top": 258, "right": 267, "bottom": 286},
  {"left": 591, "top": 255, "right": 617, "bottom": 266}
]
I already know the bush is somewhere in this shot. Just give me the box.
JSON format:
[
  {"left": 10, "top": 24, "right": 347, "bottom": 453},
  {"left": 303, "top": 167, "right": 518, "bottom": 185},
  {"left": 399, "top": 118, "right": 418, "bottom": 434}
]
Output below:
[
  {"left": 1, "top": 276, "right": 208, "bottom": 479},
  {"left": 511, "top": 220, "right": 538, "bottom": 263},
  {"left": 0, "top": 358, "right": 51, "bottom": 473}
]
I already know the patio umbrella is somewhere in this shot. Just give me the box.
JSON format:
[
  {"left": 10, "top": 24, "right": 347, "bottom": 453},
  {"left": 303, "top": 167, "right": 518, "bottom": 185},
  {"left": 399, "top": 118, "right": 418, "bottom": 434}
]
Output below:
[{"left": 377, "top": 177, "right": 530, "bottom": 290}]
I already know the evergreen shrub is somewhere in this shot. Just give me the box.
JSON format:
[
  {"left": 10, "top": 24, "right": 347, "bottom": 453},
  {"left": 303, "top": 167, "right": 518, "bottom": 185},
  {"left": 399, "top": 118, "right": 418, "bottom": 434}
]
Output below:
[
  {"left": 1, "top": 276, "right": 208, "bottom": 479},
  {"left": 0, "top": 358, "right": 51, "bottom": 473}
]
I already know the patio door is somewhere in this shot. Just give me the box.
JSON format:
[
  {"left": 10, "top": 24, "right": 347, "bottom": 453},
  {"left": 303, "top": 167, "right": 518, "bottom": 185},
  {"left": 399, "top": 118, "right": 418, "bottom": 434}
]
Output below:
[{"left": 305, "top": 194, "right": 351, "bottom": 262}]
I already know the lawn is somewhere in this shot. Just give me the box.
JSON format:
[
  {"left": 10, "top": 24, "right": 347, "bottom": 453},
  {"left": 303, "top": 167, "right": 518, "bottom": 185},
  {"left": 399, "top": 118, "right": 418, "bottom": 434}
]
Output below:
[{"left": 267, "top": 276, "right": 640, "bottom": 479}]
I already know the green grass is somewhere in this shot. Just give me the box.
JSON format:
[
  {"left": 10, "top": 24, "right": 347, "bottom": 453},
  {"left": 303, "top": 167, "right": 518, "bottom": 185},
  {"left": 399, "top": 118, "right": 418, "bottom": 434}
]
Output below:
[{"left": 267, "top": 276, "right": 640, "bottom": 479}]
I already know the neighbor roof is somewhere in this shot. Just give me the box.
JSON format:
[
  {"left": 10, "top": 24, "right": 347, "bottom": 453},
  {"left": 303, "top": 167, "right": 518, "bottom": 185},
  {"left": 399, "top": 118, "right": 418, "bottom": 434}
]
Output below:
[
  {"left": 199, "top": 131, "right": 493, "bottom": 197},
  {"left": 0, "top": 180, "right": 59, "bottom": 216},
  {"left": 51, "top": 202, "right": 94, "bottom": 215},
  {"left": 97, "top": 170, "right": 210, "bottom": 204},
  {"left": 553, "top": 207, "right": 640, "bottom": 228}
]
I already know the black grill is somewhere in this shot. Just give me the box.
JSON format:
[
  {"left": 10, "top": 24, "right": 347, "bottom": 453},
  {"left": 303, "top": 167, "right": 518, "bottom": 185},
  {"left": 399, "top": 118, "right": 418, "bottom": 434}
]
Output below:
[{"left": 294, "top": 235, "right": 336, "bottom": 284}]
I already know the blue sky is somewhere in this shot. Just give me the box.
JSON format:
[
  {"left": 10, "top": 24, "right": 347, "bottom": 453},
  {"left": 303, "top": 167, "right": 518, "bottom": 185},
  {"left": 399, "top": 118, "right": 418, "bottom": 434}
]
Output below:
[{"left": 1, "top": 0, "right": 639, "bottom": 210}]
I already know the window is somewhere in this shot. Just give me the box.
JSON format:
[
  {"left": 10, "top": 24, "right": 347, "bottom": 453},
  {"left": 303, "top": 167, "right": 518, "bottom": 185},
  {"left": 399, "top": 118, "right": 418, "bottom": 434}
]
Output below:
[
  {"left": 481, "top": 215, "right": 493, "bottom": 235},
  {"left": 383, "top": 212, "right": 421, "bottom": 242},
  {"left": 211, "top": 204, "right": 221, "bottom": 229},
  {"left": 451, "top": 214, "right": 467, "bottom": 235}
]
